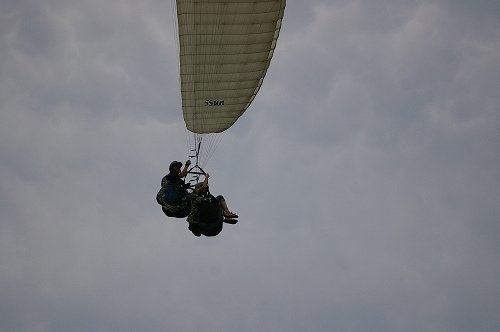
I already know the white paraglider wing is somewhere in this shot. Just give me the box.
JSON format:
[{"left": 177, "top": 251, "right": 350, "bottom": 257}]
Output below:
[{"left": 177, "top": 0, "right": 286, "bottom": 134}]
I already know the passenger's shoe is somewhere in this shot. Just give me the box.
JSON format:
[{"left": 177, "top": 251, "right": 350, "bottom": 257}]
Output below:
[
  {"left": 223, "top": 218, "right": 238, "bottom": 224},
  {"left": 224, "top": 212, "right": 238, "bottom": 218}
]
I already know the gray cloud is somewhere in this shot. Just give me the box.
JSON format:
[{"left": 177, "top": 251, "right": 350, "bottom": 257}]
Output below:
[{"left": 1, "top": 0, "right": 499, "bottom": 331}]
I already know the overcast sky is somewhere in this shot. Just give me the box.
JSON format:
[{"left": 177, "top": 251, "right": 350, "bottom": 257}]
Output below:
[{"left": 1, "top": 0, "right": 499, "bottom": 331}]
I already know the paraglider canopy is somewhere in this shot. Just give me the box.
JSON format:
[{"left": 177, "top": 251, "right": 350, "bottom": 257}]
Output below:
[{"left": 176, "top": 0, "right": 286, "bottom": 134}]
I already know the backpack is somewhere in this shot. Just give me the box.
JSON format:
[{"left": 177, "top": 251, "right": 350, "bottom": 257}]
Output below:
[
  {"left": 163, "top": 181, "right": 187, "bottom": 206},
  {"left": 195, "top": 195, "right": 222, "bottom": 225}
]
